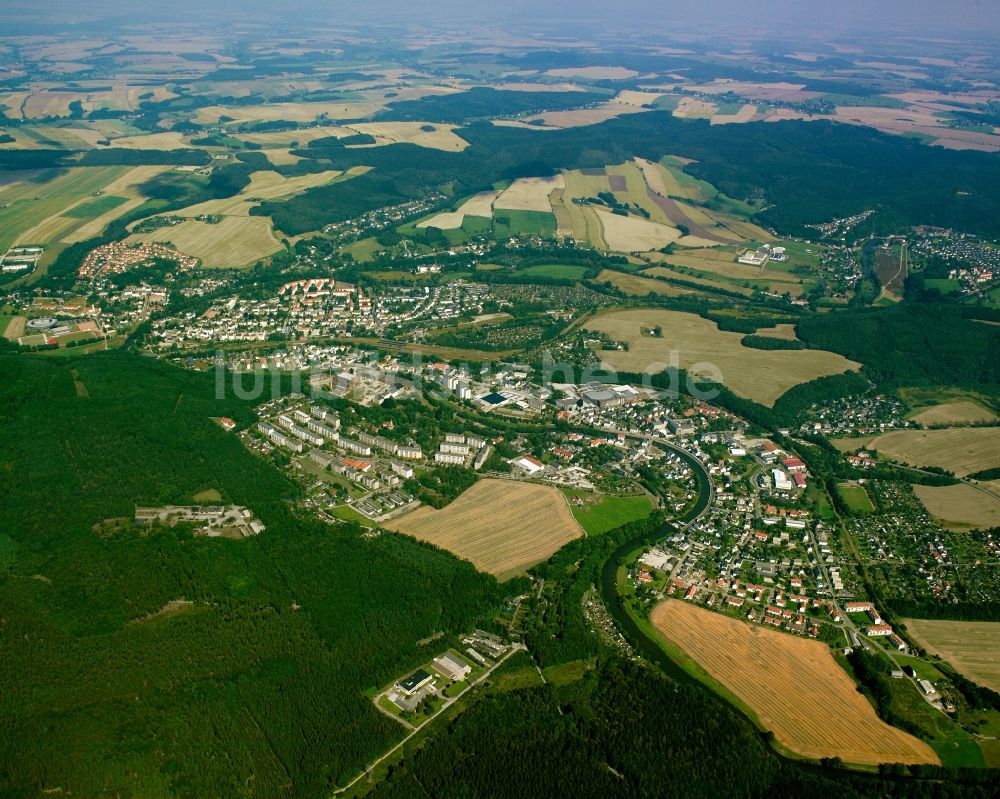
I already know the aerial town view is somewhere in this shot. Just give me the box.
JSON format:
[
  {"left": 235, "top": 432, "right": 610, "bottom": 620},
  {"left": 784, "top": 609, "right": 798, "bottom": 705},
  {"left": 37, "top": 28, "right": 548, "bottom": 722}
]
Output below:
[{"left": 1, "top": 0, "right": 1000, "bottom": 796}]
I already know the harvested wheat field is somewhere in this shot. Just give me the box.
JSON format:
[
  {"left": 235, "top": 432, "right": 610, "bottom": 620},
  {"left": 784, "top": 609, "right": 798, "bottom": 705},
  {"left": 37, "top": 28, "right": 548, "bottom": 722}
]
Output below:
[
  {"left": 586, "top": 309, "right": 859, "bottom": 406},
  {"left": 594, "top": 207, "right": 680, "bottom": 252},
  {"left": 863, "top": 427, "right": 1000, "bottom": 477},
  {"left": 913, "top": 483, "right": 1000, "bottom": 530},
  {"left": 652, "top": 601, "right": 939, "bottom": 766},
  {"left": 386, "top": 478, "right": 583, "bottom": 578},
  {"left": 513, "top": 103, "right": 651, "bottom": 129},
  {"left": 711, "top": 103, "right": 759, "bottom": 125},
  {"left": 912, "top": 401, "right": 998, "bottom": 427},
  {"left": 904, "top": 619, "right": 1000, "bottom": 694},
  {"left": 418, "top": 190, "right": 499, "bottom": 229},
  {"left": 128, "top": 216, "right": 282, "bottom": 268},
  {"left": 596, "top": 270, "right": 687, "bottom": 297},
  {"left": 343, "top": 122, "right": 468, "bottom": 151},
  {"left": 545, "top": 66, "right": 639, "bottom": 80},
  {"left": 495, "top": 175, "right": 564, "bottom": 212}
]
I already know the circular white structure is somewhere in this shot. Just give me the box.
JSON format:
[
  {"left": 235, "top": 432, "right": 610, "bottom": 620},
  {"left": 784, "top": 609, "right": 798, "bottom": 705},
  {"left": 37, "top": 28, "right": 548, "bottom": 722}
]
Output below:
[{"left": 26, "top": 317, "right": 58, "bottom": 331}]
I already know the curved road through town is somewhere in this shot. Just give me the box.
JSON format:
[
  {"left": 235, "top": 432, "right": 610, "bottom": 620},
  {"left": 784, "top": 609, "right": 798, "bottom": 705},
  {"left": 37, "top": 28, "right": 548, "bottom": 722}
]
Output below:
[{"left": 597, "top": 441, "right": 715, "bottom": 683}]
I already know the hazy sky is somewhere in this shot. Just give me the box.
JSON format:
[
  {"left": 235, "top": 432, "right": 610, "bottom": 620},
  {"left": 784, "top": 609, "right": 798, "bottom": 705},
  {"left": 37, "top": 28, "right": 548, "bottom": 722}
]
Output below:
[{"left": 7, "top": 0, "right": 1000, "bottom": 36}]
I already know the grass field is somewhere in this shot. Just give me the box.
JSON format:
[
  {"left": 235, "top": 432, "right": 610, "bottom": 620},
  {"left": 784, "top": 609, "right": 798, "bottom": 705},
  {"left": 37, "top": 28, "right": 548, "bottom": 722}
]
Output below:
[
  {"left": 566, "top": 492, "right": 654, "bottom": 535},
  {"left": 903, "top": 619, "right": 1000, "bottom": 694},
  {"left": 862, "top": 427, "right": 1000, "bottom": 477},
  {"left": 838, "top": 482, "right": 875, "bottom": 514},
  {"left": 912, "top": 483, "right": 1000, "bottom": 530},
  {"left": 386, "top": 478, "right": 583, "bottom": 579},
  {"left": 519, "top": 264, "right": 587, "bottom": 280},
  {"left": 652, "top": 601, "right": 939, "bottom": 766},
  {"left": 494, "top": 209, "right": 556, "bottom": 237},
  {"left": 585, "top": 308, "right": 860, "bottom": 406},
  {"left": 911, "top": 401, "right": 998, "bottom": 427}
]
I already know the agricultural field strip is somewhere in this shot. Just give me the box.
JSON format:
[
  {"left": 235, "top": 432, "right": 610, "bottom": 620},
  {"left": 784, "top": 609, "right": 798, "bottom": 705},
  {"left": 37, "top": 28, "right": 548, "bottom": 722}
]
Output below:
[
  {"left": 386, "top": 479, "right": 584, "bottom": 577},
  {"left": 652, "top": 601, "right": 938, "bottom": 765},
  {"left": 903, "top": 619, "right": 1000, "bottom": 695},
  {"left": 585, "top": 309, "right": 859, "bottom": 407}
]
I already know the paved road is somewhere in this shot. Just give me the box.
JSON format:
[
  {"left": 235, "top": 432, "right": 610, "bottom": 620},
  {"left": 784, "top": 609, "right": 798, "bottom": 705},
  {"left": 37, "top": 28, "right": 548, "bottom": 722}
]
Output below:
[{"left": 333, "top": 644, "right": 525, "bottom": 796}]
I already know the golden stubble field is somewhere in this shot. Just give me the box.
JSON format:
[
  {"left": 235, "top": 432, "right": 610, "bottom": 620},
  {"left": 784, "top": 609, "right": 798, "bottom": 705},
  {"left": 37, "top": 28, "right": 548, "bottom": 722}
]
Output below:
[
  {"left": 386, "top": 478, "right": 583, "bottom": 579},
  {"left": 652, "top": 601, "right": 939, "bottom": 766},
  {"left": 912, "top": 483, "right": 1000, "bottom": 530},
  {"left": 903, "top": 619, "right": 1000, "bottom": 694},
  {"left": 862, "top": 427, "right": 1000, "bottom": 477},
  {"left": 495, "top": 175, "right": 564, "bottom": 212},
  {"left": 911, "top": 401, "right": 998, "bottom": 427},
  {"left": 585, "top": 309, "right": 860, "bottom": 406}
]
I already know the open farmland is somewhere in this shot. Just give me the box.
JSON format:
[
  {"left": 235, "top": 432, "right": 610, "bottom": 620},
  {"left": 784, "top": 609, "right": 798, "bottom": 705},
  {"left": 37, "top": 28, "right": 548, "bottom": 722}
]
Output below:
[
  {"left": 0, "top": 166, "right": 134, "bottom": 252},
  {"left": 912, "top": 483, "right": 1000, "bottom": 530},
  {"left": 656, "top": 247, "right": 808, "bottom": 295},
  {"left": 128, "top": 216, "right": 282, "bottom": 268},
  {"left": 418, "top": 190, "right": 498, "bottom": 229},
  {"left": 194, "top": 100, "right": 385, "bottom": 125},
  {"left": 104, "top": 131, "right": 190, "bottom": 150},
  {"left": 386, "top": 478, "right": 583, "bottom": 579},
  {"left": 903, "top": 619, "right": 1000, "bottom": 694},
  {"left": 651, "top": 601, "right": 939, "bottom": 766},
  {"left": 586, "top": 309, "right": 859, "bottom": 406},
  {"left": 594, "top": 207, "right": 680, "bottom": 252},
  {"left": 862, "top": 427, "right": 1000, "bottom": 477},
  {"left": 159, "top": 168, "right": 352, "bottom": 219},
  {"left": 342, "top": 122, "right": 468, "bottom": 151},
  {"left": 126, "top": 169, "right": 357, "bottom": 265},
  {"left": 495, "top": 175, "right": 564, "bottom": 212},
  {"left": 911, "top": 401, "right": 998, "bottom": 427},
  {"left": 595, "top": 269, "right": 687, "bottom": 297}
]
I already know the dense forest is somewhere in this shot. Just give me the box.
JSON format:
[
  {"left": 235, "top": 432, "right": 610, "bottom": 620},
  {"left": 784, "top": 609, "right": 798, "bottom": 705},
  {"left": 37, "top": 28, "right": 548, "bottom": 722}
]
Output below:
[
  {"left": 371, "top": 657, "right": 999, "bottom": 799},
  {"left": 0, "top": 353, "right": 512, "bottom": 797}
]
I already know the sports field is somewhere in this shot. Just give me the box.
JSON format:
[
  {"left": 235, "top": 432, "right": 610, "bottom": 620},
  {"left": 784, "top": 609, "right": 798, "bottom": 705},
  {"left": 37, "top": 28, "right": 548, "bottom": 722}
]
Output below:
[
  {"left": 903, "top": 619, "right": 1000, "bottom": 694},
  {"left": 386, "top": 478, "right": 583, "bottom": 578},
  {"left": 862, "top": 427, "right": 1000, "bottom": 477},
  {"left": 912, "top": 483, "right": 1000, "bottom": 530},
  {"left": 838, "top": 483, "right": 875, "bottom": 513},
  {"left": 652, "top": 601, "right": 939, "bottom": 766},
  {"left": 585, "top": 309, "right": 859, "bottom": 406}
]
